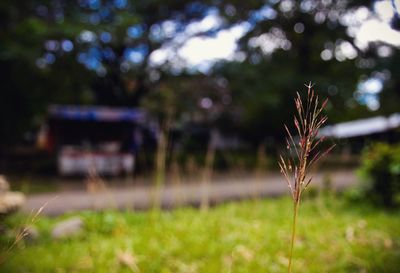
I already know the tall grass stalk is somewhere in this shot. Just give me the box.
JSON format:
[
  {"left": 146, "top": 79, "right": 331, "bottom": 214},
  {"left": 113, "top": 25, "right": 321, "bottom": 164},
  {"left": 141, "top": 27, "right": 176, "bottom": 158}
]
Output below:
[
  {"left": 85, "top": 166, "right": 117, "bottom": 210},
  {"left": 278, "top": 83, "right": 334, "bottom": 273},
  {"left": 253, "top": 142, "right": 267, "bottom": 199},
  {"left": 153, "top": 124, "right": 168, "bottom": 211},
  {"left": 200, "top": 128, "right": 217, "bottom": 211},
  {"left": 170, "top": 151, "right": 184, "bottom": 207}
]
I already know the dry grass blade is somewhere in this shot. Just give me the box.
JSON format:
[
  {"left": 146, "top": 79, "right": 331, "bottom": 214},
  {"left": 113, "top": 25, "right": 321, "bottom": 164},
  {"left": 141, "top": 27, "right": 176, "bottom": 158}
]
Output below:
[
  {"left": 117, "top": 250, "right": 140, "bottom": 272},
  {"left": 279, "top": 83, "right": 334, "bottom": 273},
  {"left": 0, "top": 196, "right": 57, "bottom": 264}
]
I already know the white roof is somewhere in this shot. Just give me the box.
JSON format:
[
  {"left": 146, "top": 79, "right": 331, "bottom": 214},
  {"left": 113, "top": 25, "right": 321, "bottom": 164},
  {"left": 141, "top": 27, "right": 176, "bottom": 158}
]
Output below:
[{"left": 319, "top": 113, "right": 400, "bottom": 138}]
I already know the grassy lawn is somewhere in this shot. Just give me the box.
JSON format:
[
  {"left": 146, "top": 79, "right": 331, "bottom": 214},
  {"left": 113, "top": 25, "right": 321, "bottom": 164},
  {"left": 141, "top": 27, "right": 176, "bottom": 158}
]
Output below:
[{"left": 1, "top": 196, "right": 399, "bottom": 273}]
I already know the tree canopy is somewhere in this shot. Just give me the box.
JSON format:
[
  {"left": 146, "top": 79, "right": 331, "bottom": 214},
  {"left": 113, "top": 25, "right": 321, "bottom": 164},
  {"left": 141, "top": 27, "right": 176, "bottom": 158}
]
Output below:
[{"left": 0, "top": 0, "right": 399, "bottom": 147}]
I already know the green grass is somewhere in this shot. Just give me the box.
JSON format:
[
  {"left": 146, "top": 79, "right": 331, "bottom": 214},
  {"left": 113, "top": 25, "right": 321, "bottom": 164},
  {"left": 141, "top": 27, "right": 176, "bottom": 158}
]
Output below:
[{"left": 1, "top": 196, "right": 399, "bottom": 273}]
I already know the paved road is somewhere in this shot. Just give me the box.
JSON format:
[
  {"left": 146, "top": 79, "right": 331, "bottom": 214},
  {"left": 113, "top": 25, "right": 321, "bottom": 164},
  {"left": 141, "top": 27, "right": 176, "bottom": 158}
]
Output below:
[{"left": 23, "top": 170, "right": 357, "bottom": 216}]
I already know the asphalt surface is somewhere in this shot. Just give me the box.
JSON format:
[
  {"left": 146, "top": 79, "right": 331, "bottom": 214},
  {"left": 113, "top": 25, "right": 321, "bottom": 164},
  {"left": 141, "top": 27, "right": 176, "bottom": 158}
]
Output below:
[{"left": 23, "top": 170, "right": 357, "bottom": 216}]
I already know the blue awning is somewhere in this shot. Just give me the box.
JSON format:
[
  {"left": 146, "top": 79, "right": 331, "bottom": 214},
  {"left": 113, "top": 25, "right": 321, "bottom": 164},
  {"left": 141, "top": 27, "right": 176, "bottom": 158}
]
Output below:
[{"left": 49, "top": 105, "right": 146, "bottom": 123}]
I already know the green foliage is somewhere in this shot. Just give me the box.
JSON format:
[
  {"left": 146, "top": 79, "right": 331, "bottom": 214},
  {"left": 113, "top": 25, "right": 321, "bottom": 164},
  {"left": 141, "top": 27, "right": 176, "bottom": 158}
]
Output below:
[
  {"left": 1, "top": 0, "right": 399, "bottom": 150},
  {"left": 1, "top": 197, "right": 400, "bottom": 272},
  {"left": 358, "top": 142, "right": 400, "bottom": 207}
]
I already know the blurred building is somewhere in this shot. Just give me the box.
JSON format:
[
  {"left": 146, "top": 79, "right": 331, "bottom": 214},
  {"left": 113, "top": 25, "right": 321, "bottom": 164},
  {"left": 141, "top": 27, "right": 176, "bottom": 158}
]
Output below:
[
  {"left": 319, "top": 113, "right": 400, "bottom": 139},
  {"left": 39, "top": 105, "right": 156, "bottom": 176},
  {"left": 319, "top": 113, "right": 400, "bottom": 153}
]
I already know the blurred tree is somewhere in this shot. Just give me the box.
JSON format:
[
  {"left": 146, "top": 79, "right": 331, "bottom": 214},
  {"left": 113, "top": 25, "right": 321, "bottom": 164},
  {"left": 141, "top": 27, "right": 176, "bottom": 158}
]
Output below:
[
  {"left": 0, "top": 0, "right": 214, "bottom": 148},
  {"left": 0, "top": 1, "right": 93, "bottom": 155},
  {"left": 1, "top": 0, "right": 399, "bottom": 152},
  {"left": 373, "top": 48, "right": 400, "bottom": 115},
  {"left": 210, "top": 0, "right": 399, "bottom": 145}
]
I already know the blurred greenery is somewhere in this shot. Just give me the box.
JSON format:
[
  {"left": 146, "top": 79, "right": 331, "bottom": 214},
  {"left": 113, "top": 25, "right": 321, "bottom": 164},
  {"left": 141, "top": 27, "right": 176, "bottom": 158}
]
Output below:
[
  {"left": 358, "top": 142, "right": 400, "bottom": 207},
  {"left": 9, "top": 177, "right": 59, "bottom": 194},
  {"left": 1, "top": 196, "right": 399, "bottom": 272},
  {"left": 1, "top": 0, "right": 399, "bottom": 153}
]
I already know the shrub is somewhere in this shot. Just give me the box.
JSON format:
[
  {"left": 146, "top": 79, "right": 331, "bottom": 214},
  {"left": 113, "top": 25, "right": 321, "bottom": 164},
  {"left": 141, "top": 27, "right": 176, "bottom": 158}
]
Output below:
[{"left": 358, "top": 142, "right": 400, "bottom": 207}]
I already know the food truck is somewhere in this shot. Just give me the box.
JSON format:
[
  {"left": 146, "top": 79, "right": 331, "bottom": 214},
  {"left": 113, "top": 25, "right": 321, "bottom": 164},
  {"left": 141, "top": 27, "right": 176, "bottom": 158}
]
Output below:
[{"left": 41, "top": 105, "right": 155, "bottom": 176}]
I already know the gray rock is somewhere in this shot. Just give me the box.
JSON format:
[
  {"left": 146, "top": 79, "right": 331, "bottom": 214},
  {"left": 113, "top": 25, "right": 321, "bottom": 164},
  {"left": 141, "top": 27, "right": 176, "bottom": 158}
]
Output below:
[
  {"left": 0, "top": 175, "right": 25, "bottom": 215},
  {"left": 51, "top": 217, "right": 84, "bottom": 239},
  {"left": 0, "top": 192, "right": 26, "bottom": 215}
]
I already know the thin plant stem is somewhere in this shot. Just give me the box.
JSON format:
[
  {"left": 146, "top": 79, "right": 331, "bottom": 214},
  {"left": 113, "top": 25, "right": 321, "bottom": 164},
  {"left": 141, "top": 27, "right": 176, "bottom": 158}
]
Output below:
[{"left": 288, "top": 200, "right": 300, "bottom": 273}]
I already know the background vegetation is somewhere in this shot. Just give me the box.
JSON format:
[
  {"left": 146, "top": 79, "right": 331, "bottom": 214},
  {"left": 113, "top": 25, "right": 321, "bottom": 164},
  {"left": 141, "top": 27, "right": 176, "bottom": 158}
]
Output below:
[{"left": 1, "top": 0, "right": 399, "bottom": 157}]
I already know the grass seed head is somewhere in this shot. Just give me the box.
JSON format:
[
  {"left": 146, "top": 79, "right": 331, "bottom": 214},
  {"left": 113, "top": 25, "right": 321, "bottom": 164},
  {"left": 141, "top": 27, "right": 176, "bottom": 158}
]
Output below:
[{"left": 279, "top": 84, "right": 334, "bottom": 202}]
